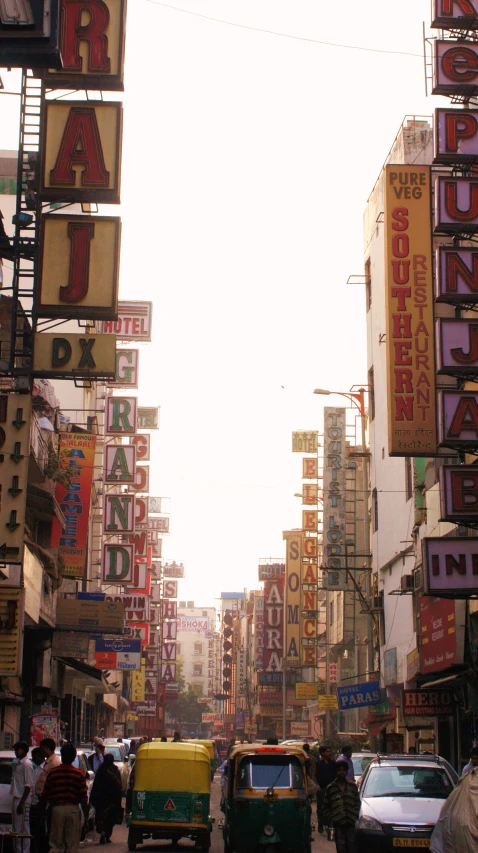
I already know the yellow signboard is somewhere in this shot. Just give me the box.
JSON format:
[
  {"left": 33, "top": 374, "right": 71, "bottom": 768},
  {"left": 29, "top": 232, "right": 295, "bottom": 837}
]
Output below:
[
  {"left": 0, "top": 394, "right": 32, "bottom": 563},
  {"left": 283, "top": 531, "right": 303, "bottom": 667},
  {"left": 292, "top": 432, "right": 318, "bottom": 453},
  {"left": 384, "top": 165, "right": 437, "bottom": 456},
  {"left": 132, "top": 666, "right": 145, "bottom": 703},
  {"left": 295, "top": 683, "right": 319, "bottom": 700},
  {"left": 37, "top": 214, "right": 121, "bottom": 319},
  {"left": 40, "top": 101, "right": 123, "bottom": 203},
  {"left": 34, "top": 333, "right": 116, "bottom": 379},
  {"left": 318, "top": 694, "right": 339, "bottom": 710},
  {"left": 55, "top": 599, "right": 124, "bottom": 634}
]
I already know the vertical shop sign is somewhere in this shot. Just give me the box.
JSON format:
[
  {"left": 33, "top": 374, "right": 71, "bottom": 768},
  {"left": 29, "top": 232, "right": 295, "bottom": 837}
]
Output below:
[
  {"left": 322, "top": 407, "right": 348, "bottom": 590},
  {"left": 419, "top": 596, "right": 460, "bottom": 674},
  {"left": 103, "top": 494, "right": 135, "bottom": 534},
  {"left": 264, "top": 578, "right": 284, "bottom": 672},
  {"left": 104, "top": 444, "right": 136, "bottom": 484},
  {"left": 102, "top": 544, "right": 133, "bottom": 583},
  {"left": 283, "top": 531, "right": 303, "bottom": 667},
  {"left": 237, "top": 648, "right": 246, "bottom": 695},
  {"left": 253, "top": 592, "right": 264, "bottom": 669},
  {"left": 431, "top": 1, "right": 478, "bottom": 29},
  {"left": 0, "top": 394, "right": 32, "bottom": 563},
  {"left": 105, "top": 396, "right": 137, "bottom": 435},
  {"left": 384, "top": 165, "right": 437, "bottom": 455},
  {"left": 51, "top": 433, "right": 96, "bottom": 578}
]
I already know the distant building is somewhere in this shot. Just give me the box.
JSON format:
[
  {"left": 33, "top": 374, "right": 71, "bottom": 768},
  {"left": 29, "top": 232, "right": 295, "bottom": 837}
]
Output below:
[{"left": 177, "top": 602, "right": 216, "bottom": 699}]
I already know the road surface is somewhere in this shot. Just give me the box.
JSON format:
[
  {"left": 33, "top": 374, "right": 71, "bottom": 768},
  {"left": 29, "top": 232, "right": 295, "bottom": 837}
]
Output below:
[{"left": 80, "top": 774, "right": 332, "bottom": 853}]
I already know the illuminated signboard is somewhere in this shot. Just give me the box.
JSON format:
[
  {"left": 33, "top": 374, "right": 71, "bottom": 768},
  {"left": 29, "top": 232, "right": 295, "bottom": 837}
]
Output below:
[
  {"left": 432, "top": 0, "right": 478, "bottom": 28},
  {"left": 433, "top": 41, "right": 478, "bottom": 96},
  {"left": 435, "top": 246, "right": 478, "bottom": 304},
  {"left": 36, "top": 214, "right": 120, "bottom": 319},
  {"left": 137, "top": 407, "right": 159, "bottom": 430},
  {"left": 263, "top": 577, "right": 284, "bottom": 673},
  {"left": 423, "top": 537, "right": 478, "bottom": 596},
  {"left": 112, "top": 349, "right": 139, "bottom": 387},
  {"left": 322, "top": 407, "right": 348, "bottom": 589},
  {"left": 103, "top": 493, "right": 135, "bottom": 534},
  {"left": 439, "top": 465, "right": 478, "bottom": 522},
  {"left": 436, "top": 319, "right": 478, "bottom": 375},
  {"left": 435, "top": 176, "right": 478, "bottom": 233},
  {"left": 104, "top": 445, "right": 136, "bottom": 484},
  {"left": 438, "top": 390, "right": 478, "bottom": 447},
  {"left": 434, "top": 108, "right": 478, "bottom": 165},
  {"left": 105, "top": 396, "right": 137, "bottom": 435},
  {"left": 102, "top": 544, "right": 133, "bottom": 583},
  {"left": 130, "top": 433, "right": 150, "bottom": 461},
  {"left": 302, "top": 456, "right": 318, "bottom": 478},
  {"left": 40, "top": 100, "right": 123, "bottom": 203},
  {"left": 45, "top": 0, "right": 127, "bottom": 91},
  {"left": 0, "top": 0, "right": 62, "bottom": 67},
  {"left": 283, "top": 531, "right": 303, "bottom": 668},
  {"left": 33, "top": 332, "right": 116, "bottom": 379},
  {"left": 130, "top": 464, "right": 149, "bottom": 494},
  {"left": 292, "top": 432, "right": 318, "bottom": 452},
  {"left": 384, "top": 165, "right": 437, "bottom": 456},
  {"left": 100, "top": 301, "right": 152, "bottom": 341}
]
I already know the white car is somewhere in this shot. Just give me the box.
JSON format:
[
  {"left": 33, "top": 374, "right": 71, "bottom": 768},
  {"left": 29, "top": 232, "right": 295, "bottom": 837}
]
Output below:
[
  {"left": 0, "top": 750, "right": 15, "bottom": 829},
  {"left": 356, "top": 755, "right": 455, "bottom": 852}
]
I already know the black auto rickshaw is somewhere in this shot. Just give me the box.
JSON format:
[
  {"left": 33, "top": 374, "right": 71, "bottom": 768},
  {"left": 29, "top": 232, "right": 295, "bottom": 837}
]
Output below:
[{"left": 221, "top": 744, "right": 313, "bottom": 853}]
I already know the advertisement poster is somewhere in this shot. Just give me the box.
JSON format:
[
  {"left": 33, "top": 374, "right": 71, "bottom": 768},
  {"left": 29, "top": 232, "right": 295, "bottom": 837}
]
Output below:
[
  {"left": 419, "top": 597, "right": 457, "bottom": 674},
  {"left": 30, "top": 713, "right": 60, "bottom": 747},
  {"left": 51, "top": 433, "right": 96, "bottom": 578},
  {"left": 95, "top": 639, "right": 141, "bottom": 670}
]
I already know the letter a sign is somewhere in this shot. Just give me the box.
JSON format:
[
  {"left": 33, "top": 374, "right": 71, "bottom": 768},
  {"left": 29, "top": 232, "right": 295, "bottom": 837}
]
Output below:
[{"left": 40, "top": 101, "right": 123, "bottom": 203}]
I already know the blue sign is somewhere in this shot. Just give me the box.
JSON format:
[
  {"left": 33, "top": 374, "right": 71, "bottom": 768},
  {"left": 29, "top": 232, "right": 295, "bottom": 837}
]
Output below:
[
  {"left": 78, "top": 592, "right": 105, "bottom": 601},
  {"left": 95, "top": 639, "right": 141, "bottom": 653},
  {"left": 336, "top": 680, "right": 381, "bottom": 710}
]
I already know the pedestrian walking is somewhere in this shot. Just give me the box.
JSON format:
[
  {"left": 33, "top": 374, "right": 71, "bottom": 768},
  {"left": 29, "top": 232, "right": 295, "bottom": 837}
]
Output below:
[
  {"left": 89, "top": 754, "right": 123, "bottom": 845},
  {"left": 11, "top": 741, "right": 34, "bottom": 853},
  {"left": 323, "top": 760, "right": 361, "bottom": 853},
  {"left": 462, "top": 746, "right": 478, "bottom": 776},
  {"left": 336, "top": 745, "right": 355, "bottom": 781},
  {"left": 39, "top": 743, "right": 88, "bottom": 853},
  {"left": 29, "top": 748, "right": 46, "bottom": 853},
  {"left": 316, "top": 745, "right": 337, "bottom": 833},
  {"left": 35, "top": 738, "right": 60, "bottom": 799},
  {"left": 87, "top": 741, "right": 105, "bottom": 774}
]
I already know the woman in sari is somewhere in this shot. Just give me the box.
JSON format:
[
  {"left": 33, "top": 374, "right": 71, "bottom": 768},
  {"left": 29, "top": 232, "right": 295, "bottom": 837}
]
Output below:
[{"left": 89, "top": 754, "right": 122, "bottom": 844}]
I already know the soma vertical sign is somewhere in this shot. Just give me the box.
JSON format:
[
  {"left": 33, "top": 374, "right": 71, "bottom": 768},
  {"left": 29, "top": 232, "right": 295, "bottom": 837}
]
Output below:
[
  {"left": 384, "top": 165, "right": 437, "bottom": 456},
  {"left": 283, "top": 531, "right": 303, "bottom": 668}
]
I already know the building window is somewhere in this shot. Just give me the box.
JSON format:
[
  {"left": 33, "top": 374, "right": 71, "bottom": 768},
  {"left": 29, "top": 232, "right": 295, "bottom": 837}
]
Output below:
[
  {"left": 372, "top": 487, "right": 379, "bottom": 532},
  {"left": 368, "top": 366, "right": 375, "bottom": 422},
  {"left": 405, "top": 456, "right": 413, "bottom": 502},
  {"left": 194, "top": 642, "right": 203, "bottom": 655},
  {"left": 202, "top": 611, "right": 208, "bottom": 617},
  {"left": 365, "top": 258, "right": 372, "bottom": 311},
  {"left": 193, "top": 663, "right": 203, "bottom": 677}
]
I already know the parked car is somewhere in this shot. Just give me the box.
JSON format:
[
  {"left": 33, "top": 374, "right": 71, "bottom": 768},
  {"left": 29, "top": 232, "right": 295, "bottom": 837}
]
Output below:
[
  {"left": 0, "top": 751, "right": 15, "bottom": 829},
  {"left": 103, "top": 737, "right": 130, "bottom": 757},
  {"left": 356, "top": 754, "right": 455, "bottom": 851},
  {"left": 351, "top": 751, "right": 375, "bottom": 786}
]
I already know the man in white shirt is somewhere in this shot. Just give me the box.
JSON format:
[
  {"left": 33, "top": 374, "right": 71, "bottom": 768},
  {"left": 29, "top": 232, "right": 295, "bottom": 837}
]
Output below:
[{"left": 11, "top": 741, "right": 34, "bottom": 853}]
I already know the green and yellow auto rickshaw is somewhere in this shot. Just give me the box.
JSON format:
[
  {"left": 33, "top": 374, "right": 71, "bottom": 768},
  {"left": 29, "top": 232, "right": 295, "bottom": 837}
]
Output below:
[
  {"left": 222, "top": 744, "right": 313, "bottom": 853},
  {"left": 186, "top": 739, "right": 218, "bottom": 781},
  {"left": 127, "top": 742, "right": 213, "bottom": 851}
]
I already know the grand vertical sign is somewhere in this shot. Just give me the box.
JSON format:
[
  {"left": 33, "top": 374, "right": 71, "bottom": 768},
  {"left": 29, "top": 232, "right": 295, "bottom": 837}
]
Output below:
[
  {"left": 384, "top": 165, "right": 437, "bottom": 456},
  {"left": 322, "top": 407, "right": 348, "bottom": 590}
]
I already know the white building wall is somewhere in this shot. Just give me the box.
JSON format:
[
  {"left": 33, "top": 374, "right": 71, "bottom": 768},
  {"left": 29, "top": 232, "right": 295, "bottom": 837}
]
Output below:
[{"left": 177, "top": 604, "right": 216, "bottom": 697}]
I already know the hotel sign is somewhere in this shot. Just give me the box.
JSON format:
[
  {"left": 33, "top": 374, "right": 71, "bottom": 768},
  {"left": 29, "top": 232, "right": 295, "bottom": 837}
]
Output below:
[
  {"left": 36, "top": 214, "right": 120, "bottom": 319},
  {"left": 33, "top": 333, "right": 116, "bottom": 379},
  {"left": 100, "top": 301, "right": 152, "bottom": 341},
  {"left": 102, "top": 544, "right": 133, "bottom": 583},
  {"left": 106, "top": 396, "right": 137, "bottom": 435},
  {"left": 384, "top": 165, "right": 437, "bottom": 455},
  {"left": 45, "top": 0, "right": 127, "bottom": 91},
  {"left": 292, "top": 432, "right": 318, "bottom": 453},
  {"left": 40, "top": 100, "right": 123, "bottom": 203},
  {"left": 423, "top": 537, "right": 478, "bottom": 596}
]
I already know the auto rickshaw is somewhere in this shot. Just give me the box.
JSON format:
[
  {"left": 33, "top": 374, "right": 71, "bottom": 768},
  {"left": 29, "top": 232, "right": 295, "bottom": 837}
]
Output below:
[
  {"left": 127, "top": 742, "right": 213, "bottom": 851},
  {"left": 221, "top": 744, "right": 313, "bottom": 853},
  {"left": 186, "top": 739, "right": 218, "bottom": 781}
]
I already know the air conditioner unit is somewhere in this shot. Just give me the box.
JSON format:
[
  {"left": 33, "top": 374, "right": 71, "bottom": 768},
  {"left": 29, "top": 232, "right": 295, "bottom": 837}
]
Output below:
[
  {"left": 400, "top": 574, "right": 414, "bottom": 592},
  {"left": 371, "top": 591, "right": 384, "bottom": 611}
]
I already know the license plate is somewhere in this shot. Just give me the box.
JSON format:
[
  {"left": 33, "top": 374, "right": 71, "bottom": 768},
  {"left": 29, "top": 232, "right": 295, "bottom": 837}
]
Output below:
[{"left": 393, "top": 840, "right": 430, "bottom": 848}]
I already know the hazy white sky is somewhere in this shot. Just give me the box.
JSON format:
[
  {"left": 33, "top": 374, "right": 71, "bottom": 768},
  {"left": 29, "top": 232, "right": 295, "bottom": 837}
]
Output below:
[{"left": 1, "top": 0, "right": 444, "bottom": 607}]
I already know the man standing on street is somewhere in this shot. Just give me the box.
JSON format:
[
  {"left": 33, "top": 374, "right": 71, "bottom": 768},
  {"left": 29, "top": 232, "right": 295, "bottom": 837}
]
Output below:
[
  {"left": 462, "top": 746, "right": 478, "bottom": 775},
  {"left": 87, "top": 741, "right": 105, "bottom": 773},
  {"left": 323, "top": 760, "right": 361, "bottom": 853},
  {"left": 316, "top": 745, "right": 336, "bottom": 833},
  {"left": 337, "top": 745, "right": 355, "bottom": 781},
  {"left": 35, "top": 738, "right": 60, "bottom": 800},
  {"left": 11, "top": 741, "right": 34, "bottom": 853},
  {"left": 39, "top": 743, "right": 88, "bottom": 853}
]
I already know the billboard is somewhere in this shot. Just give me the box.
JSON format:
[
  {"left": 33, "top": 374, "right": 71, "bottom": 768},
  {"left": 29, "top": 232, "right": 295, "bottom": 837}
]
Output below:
[
  {"left": 263, "top": 578, "right": 284, "bottom": 673},
  {"left": 419, "top": 597, "right": 460, "bottom": 675},
  {"left": 55, "top": 598, "right": 124, "bottom": 634},
  {"left": 384, "top": 165, "right": 437, "bottom": 456},
  {"left": 95, "top": 639, "right": 141, "bottom": 671},
  {"left": 177, "top": 615, "right": 209, "bottom": 632},
  {"left": 51, "top": 433, "right": 96, "bottom": 578},
  {"left": 322, "top": 407, "right": 348, "bottom": 589},
  {"left": 403, "top": 689, "right": 455, "bottom": 717},
  {"left": 283, "top": 531, "right": 303, "bottom": 667}
]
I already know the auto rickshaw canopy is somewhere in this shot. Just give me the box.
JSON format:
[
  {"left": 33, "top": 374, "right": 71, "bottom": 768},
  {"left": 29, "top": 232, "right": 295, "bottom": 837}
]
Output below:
[
  {"left": 134, "top": 742, "right": 211, "bottom": 793},
  {"left": 185, "top": 740, "right": 215, "bottom": 762}
]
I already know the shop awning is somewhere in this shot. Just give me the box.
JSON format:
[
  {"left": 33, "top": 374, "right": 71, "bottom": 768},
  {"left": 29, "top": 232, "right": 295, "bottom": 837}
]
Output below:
[
  {"left": 421, "top": 672, "right": 468, "bottom": 688},
  {"left": 57, "top": 657, "right": 117, "bottom": 694}
]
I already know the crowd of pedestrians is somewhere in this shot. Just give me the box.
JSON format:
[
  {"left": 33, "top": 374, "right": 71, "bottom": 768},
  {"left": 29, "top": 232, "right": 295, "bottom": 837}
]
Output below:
[{"left": 9, "top": 737, "right": 125, "bottom": 853}]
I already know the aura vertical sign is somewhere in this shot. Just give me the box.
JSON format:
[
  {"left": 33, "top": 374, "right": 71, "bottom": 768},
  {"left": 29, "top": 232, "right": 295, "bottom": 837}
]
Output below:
[
  {"left": 384, "top": 165, "right": 437, "bottom": 456},
  {"left": 322, "top": 407, "right": 347, "bottom": 590}
]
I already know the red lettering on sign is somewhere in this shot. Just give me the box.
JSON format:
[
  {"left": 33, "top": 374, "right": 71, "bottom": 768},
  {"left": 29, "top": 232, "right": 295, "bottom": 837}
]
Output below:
[
  {"left": 439, "top": 0, "right": 477, "bottom": 16},
  {"left": 450, "top": 323, "right": 478, "bottom": 363},
  {"left": 451, "top": 469, "right": 478, "bottom": 512},
  {"left": 449, "top": 397, "right": 478, "bottom": 438},
  {"left": 61, "top": 0, "right": 111, "bottom": 73},
  {"left": 445, "top": 112, "right": 478, "bottom": 152},
  {"left": 50, "top": 107, "right": 110, "bottom": 187},
  {"left": 445, "top": 251, "right": 478, "bottom": 293},
  {"left": 445, "top": 180, "right": 478, "bottom": 221},
  {"left": 60, "top": 221, "right": 95, "bottom": 303},
  {"left": 442, "top": 46, "right": 478, "bottom": 82}
]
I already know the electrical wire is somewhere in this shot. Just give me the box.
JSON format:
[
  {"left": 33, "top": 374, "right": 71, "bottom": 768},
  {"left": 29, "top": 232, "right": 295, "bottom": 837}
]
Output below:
[{"left": 143, "top": 0, "right": 423, "bottom": 58}]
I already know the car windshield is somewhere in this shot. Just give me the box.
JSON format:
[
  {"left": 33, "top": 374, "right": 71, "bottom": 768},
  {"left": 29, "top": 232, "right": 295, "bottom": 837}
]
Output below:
[
  {"left": 362, "top": 766, "right": 453, "bottom": 799},
  {"left": 106, "top": 747, "right": 122, "bottom": 761},
  {"left": 236, "top": 757, "right": 303, "bottom": 790},
  {"left": 352, "top": 755, "right": 373, "bottom": 776}
]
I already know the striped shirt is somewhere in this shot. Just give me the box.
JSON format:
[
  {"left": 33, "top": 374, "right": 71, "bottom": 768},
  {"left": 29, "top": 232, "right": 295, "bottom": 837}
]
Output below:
[
  {"left": 39, "top": 763, "right": 87, "bottom": 807},
  {"left": 323, "top": 779, "right": 361, "bottom": 827}
]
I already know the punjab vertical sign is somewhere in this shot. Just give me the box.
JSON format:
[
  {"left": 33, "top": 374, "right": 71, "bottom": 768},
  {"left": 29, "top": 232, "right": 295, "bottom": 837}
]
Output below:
[
  {"left": 384, "top": 165, "right": 437, "bottom": 456},
  {"left": 51, "top": 433, "right": 96, "bottom": 578}
]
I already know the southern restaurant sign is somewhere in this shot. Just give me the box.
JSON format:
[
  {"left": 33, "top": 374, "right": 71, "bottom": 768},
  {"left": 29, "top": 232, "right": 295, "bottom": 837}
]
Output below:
[{"left": 384, "top": 165, "right": 437, "bottom": 456}]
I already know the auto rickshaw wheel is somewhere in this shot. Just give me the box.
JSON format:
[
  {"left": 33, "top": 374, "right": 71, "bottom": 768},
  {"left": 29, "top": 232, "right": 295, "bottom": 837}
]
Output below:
[
  {"left": 127, "top": 830, "right": 139, "bottom": 851},
  {"left": 196, "top": 834, "right": 210, "bottom": 852}
]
